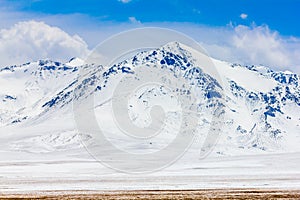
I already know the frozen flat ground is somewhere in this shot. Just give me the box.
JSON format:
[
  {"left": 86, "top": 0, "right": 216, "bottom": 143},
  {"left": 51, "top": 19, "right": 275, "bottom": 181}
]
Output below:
[{"left": 0, "top": 150, "right": 299, "bottom": 193}]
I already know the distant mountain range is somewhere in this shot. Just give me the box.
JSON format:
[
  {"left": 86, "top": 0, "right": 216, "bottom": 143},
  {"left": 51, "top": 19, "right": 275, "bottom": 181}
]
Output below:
[{"left": 0, "top": 42, "right": 299, "bottom": 155}]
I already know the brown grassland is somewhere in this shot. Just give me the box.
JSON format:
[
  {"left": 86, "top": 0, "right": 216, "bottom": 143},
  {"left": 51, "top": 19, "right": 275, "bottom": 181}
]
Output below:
[{"left": 0, "top": 189, "right": 299, "bottom": 199}]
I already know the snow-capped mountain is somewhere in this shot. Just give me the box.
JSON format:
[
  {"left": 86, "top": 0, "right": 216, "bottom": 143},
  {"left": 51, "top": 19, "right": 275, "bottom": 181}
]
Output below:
[{"left": 0, "top": 42, "right": 299, "bottom": 156}]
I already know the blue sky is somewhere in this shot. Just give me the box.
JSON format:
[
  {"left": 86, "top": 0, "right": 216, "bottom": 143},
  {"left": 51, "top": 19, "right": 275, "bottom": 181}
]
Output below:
[
  {"left": 2, "top": 0, "right": 300, "bottom": 36},
  {"left": 0, "top": 0, "right": 299, "bottom": 73}
]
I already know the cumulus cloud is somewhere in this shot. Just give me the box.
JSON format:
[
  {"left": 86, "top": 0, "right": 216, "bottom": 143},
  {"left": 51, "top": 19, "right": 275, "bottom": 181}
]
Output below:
[
  {"left": 118, "top": 0, "right": 131, "bottom": 3},
  {"left": 0, "top": 20, "right": 89, "bottom": 67},
  {"left": 229, "top": 25, "right": 300, "bottom": 72},
  {"left": 240, "top": 13, "right": 248, "bottom": 19},
  {"left": 128, "top": 16, "right": 141, "bottom": 24},
  {"left": 232, "top": 25, "right": 290, "bottom": 67},
  {"left": 193, "top": 24, "right": 300, "bottom": 73}
]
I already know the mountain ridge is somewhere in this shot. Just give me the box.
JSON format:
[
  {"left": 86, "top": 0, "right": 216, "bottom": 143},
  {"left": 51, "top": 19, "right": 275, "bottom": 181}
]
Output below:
[{"left": 0, "top": 42, "right": 299, "bottom": 155}]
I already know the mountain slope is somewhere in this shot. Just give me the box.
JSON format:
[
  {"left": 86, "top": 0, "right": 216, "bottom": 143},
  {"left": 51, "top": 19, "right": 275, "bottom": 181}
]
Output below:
[{"left": 0, "top": 42, "right": 299, "bottom": 156}]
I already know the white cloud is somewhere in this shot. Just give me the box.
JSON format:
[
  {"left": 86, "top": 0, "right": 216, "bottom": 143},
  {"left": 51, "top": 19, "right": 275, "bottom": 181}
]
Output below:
[
  {"left": 231, "top": 25, "right": 291, "bottom": 67},
  {"left": 175, "top": 24, "right": 300, "bottom": 73},
  {"left": 240, "top": 13, "right": 248, "bottom": 20},
  {"left": 0, "top": 18, "right": 299, "bottom": 74},
  {"left": 128, "top": 16, "right": 141, "bottom": 24},
  {"left": 118, "top": 0, "right": 131, "bottom": 3},
  {"left": 0, "top": 21, "right": 89, "bottom": 67}
]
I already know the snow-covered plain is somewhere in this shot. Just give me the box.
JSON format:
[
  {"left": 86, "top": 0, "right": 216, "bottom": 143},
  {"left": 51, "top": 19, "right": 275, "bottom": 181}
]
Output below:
[{"left": 0, "top": 42, "right": 299, "bottom": 192}]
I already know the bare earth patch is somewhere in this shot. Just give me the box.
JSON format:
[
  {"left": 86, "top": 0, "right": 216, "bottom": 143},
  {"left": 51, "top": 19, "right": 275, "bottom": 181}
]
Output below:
[{"left": 0, "top": 189, "right": 299, "bottom": 199}]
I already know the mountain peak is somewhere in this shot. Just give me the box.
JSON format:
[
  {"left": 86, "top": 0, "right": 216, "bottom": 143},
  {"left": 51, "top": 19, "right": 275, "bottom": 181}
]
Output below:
[{"left": 66, "top": 57, "right": 84, "bottom": 67}]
